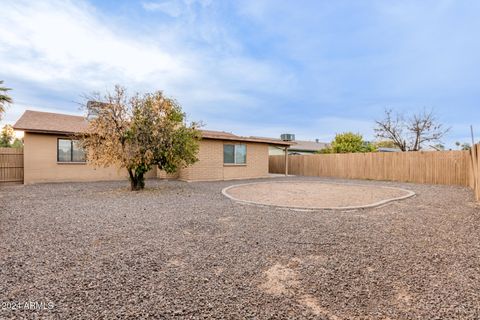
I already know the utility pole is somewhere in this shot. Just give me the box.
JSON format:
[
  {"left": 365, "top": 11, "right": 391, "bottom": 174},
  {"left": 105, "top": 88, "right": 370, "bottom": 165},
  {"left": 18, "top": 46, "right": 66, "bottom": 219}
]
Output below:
[
  {"left": 471, "top": 125, "right": 475, "bottom": 146},
  {"left": 470, "top": 125, "right": 478, "bottom": 195}
]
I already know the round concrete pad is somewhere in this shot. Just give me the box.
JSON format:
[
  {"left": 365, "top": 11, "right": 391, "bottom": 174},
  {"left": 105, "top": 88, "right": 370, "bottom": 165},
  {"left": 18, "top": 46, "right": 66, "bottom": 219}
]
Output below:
[{"left": 222, "top": 181, "right": 415, "bottom": 210}]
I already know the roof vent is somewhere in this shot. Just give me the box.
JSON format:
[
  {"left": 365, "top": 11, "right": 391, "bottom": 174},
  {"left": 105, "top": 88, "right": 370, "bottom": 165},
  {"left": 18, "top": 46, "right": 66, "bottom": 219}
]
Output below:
[{"left": 280, "top": 133, "right": 295, "bottom": 141}]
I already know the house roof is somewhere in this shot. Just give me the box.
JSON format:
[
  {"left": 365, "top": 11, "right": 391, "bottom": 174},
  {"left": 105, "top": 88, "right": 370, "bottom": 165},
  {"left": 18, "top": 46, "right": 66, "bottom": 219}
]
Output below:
[
  {"left": 289, "top": 140, "right": 329, "bottom": 152},
  {"left": 377, "top": 147, "right": 402, "bottom": 152},
  {"left": 13, "top": 110, "right": 291, "bottom": 146},
  {"left": 13, "top": 110, "right": 89, "bottom": 134}
]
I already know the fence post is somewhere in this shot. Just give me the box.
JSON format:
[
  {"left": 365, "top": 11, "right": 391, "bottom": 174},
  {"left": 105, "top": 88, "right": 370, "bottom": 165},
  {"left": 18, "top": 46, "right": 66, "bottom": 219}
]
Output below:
[
  {"left": 470, "top": 145, "right": 478, "bottom": 195},
  {"left": 474, "top": 144, "right": 480, "bottom": 201}
]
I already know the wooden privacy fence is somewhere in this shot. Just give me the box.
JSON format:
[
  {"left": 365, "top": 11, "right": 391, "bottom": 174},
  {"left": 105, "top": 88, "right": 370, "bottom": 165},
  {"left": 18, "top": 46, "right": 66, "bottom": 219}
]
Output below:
[
  {"left": 0, "top": 148, "right": 24, "bottom": 184},
  {"left": 270, "top": 149, "right": 478, "bottom": 188}
]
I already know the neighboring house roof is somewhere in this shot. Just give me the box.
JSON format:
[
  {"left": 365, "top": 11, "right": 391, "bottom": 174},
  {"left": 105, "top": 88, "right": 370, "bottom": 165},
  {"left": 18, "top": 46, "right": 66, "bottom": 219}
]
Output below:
[
  {"left": 13, "top": 110, "right": 291, "bottom": 146},
  {"left": 377, "top": 147, "right": 402, "bottom": 152},
  {"left": 289, "top": 140, "right": 329, "bottom": 152},
  {"left": 201, "top": 130, "right": 290, "bottom": 145}
]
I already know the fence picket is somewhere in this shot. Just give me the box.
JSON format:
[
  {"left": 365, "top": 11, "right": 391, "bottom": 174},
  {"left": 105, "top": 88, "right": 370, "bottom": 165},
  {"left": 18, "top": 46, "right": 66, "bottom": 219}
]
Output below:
[
  {"left": 269, "top": 148, "right": 479, "bottom": 191},
  {"left": 0, "top": 148, "right": 24, "bottom": 184}
]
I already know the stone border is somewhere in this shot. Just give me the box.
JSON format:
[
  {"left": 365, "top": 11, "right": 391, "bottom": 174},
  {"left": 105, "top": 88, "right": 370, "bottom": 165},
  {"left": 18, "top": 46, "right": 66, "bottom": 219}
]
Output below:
[{"left": 222, "top": 180, "right": 416, "bottom": 211}]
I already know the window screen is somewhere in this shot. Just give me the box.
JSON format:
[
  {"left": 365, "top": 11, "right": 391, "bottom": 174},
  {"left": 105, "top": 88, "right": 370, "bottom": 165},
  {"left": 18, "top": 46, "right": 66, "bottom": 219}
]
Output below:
[
  {"left": 58, "top": 139, "right": 72, "bottom": 162},
  {"left": 58, "top": 139, "right": 86, "bottom": 162},
  {"left": 223, "top": 144, "right": 246, "bottom": 164},
  {"left": 223, "top": 144, "right": 235, "bottom": 164},
  {"left": 72, "top": 140, "right": 86, "bottom": 162},
  {"left": 235, "top": 144, "right": 246, "bottom": 164}
]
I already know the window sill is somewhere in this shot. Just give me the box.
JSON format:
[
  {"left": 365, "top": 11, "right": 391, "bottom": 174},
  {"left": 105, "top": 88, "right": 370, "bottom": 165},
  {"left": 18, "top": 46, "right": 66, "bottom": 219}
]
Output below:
[
  {"left": 223, "top": 163, "right": 247, "bottom": 167},
  {"left": 57, "top": 162, "right": 87, "bottom": 165}
]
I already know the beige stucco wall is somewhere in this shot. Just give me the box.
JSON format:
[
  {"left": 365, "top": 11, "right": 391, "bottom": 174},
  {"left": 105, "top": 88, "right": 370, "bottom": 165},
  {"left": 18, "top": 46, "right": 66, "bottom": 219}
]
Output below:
[
  {"left": 175, "top": 139, "right": 269, "bottom": 181},
  {"left": 23, "top": 132, "right": 156, "bottom": 184}
]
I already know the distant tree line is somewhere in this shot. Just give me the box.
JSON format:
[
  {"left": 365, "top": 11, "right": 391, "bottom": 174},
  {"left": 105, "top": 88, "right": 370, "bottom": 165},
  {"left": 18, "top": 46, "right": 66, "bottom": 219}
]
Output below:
[
  {"left": 319, "top": 108, "right": 456, "bottom": 154},
  {"left": 0, "top": 125, "right": 22, "bottom": 148}
]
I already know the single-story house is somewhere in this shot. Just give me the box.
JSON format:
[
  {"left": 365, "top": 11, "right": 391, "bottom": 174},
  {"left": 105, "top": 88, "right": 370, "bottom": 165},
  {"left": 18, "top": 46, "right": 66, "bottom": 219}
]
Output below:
[{"left": 13, "top": 110, "right": 291, "bottom": 184}]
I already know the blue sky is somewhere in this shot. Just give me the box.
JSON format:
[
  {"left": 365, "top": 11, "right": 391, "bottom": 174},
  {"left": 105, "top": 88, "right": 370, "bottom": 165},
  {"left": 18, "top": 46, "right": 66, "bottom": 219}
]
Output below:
[{"left": 1, "top": 0, "right": 479, "bottom": 146}]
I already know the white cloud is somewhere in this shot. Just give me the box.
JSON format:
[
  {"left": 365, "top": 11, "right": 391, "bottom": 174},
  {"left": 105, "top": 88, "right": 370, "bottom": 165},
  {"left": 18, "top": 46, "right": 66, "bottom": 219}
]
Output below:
[
  {"left": 142, "top": 1, "right": 184, "bottom": 17},
  {"left": 0, "top": 0, "right": 294, "bottom": 131},
  {"left": 0, "top": 1, "right": 190, "bottom": 88},
  {"left": 142, "top": 0, "right": 213, "bottom": 17},
  {"left": 4, "top": 0, "right": 475, "bottom": 148},
  {"left": 0, "top": 0, "right": 186, "bottom": 126}
]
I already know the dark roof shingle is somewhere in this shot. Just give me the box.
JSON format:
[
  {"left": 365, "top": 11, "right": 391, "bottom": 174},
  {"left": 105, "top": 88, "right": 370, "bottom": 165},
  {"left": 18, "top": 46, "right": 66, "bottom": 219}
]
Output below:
[
  {"left": 290, "top": 140, "right": 329, "bottom": 151},
  {"left": 14, "top": 110, "right": 88, "bottom": 134},
  {"left": 14, "top": 110, "right": 290, "bottom": 146}
]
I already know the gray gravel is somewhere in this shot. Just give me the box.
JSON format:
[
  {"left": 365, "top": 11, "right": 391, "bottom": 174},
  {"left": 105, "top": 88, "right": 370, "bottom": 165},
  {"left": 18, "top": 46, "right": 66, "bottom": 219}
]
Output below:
[{"left": 1, "top": 176, "right": 480, "bottom": 319}]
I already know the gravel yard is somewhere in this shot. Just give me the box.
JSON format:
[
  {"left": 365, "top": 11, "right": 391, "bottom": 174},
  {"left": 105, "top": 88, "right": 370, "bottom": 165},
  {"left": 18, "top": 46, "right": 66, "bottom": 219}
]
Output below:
[{"left": 1, "top": 176, "right": 480, "bottom": 319}]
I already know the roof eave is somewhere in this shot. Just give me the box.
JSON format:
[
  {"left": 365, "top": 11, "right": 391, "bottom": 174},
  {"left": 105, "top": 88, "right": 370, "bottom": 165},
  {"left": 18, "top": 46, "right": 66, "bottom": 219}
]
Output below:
[
  {"left": 288, "top": 148, "right": 321, "bottom": 152},
  {"left": 201, "top": 136, "right": 291, "bottom": 146},
  {"left": 13, "top": 128, "right": 78, "bottom": 135}
]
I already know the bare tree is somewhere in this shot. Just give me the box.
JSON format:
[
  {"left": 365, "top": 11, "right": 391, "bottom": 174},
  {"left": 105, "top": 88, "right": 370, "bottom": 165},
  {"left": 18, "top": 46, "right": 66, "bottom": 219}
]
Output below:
[
  {"left": 374, "top": 109, "right": 408, "bottom": 151},
  {"left": 374, "top": 108, "right": 450, "bottom": 151}
]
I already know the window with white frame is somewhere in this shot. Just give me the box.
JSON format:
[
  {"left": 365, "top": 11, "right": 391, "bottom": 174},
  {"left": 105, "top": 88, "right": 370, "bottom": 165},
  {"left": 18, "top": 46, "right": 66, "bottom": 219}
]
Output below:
[
  {"left": 57, "top": 138, "right": 86, "bottom": 163},
  {"left": 223, "top": 144, "right": 246, "bottom": 164}
]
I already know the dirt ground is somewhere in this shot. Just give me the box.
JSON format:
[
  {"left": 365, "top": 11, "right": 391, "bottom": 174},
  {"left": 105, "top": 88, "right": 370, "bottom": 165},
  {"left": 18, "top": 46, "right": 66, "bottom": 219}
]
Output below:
[
  {"left": 1, "top": 176, "right": 480, "bottom": 319},
  {"left": 224, "top": 181, "right": 414, "bottom": 209}
]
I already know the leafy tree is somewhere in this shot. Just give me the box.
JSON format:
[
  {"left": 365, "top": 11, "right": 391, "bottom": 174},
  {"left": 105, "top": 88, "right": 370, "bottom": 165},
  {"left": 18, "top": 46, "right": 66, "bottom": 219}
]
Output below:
[
  {"left": 374, "top": 108, "right": 449, "bottom": 151},
  {"left": 374, "top": 140, "right": 398, "bottom": 149},
  {"left": 0, "top": 80, "right": 13, "bottom": 120},
  {"left": 79, "top": 86, "right": 201, "bottom": 191},
  {"left": 320, "top": 132, "right": 376, "bottom": 153},
  {"left": 455, "top": 141, "right": 471, "bottom": 151},
  {"left": 0, "top": 124, "right": 15, "bottom": 147},
  {"left": 11, "top": 138, "right": 23, "bottom": 148},
  {"left": 431, "top": 143, "right": 445, "bottom": 151}
]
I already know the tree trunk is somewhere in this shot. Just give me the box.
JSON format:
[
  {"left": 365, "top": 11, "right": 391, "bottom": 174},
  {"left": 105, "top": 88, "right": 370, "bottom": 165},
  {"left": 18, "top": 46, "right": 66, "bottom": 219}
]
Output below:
[{"left": 128, "top": 169, "right": 145, "bottom": 191}]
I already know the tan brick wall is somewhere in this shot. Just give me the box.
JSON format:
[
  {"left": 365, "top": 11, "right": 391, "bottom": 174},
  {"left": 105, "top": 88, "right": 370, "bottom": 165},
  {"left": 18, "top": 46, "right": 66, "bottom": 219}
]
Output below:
[
  {"left": 177, "top": 140, "right": 224, "bottom": 181},
  {"left": 177, "top": 140, "right": 269, "bottom": 181},
  {"left": 157, "top": 170, "right": 179, "bottom": 179},
  {"left": 23, "top": 132, "right": 156, "bottom": 184},
  {"left": 23, "top": 133, "right": 269, "bottom": 184}
]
